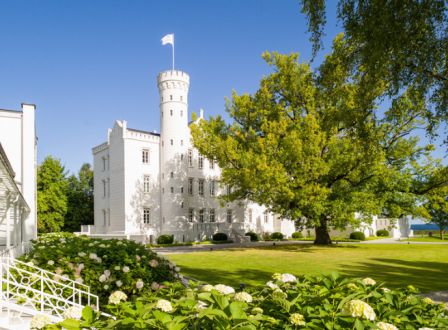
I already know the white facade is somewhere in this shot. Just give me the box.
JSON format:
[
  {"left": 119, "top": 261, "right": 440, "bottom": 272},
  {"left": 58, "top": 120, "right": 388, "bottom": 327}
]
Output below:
[
  {"left": 0, "top": 104, "right": 37, "bottom": 249},
  {"left": 91, "top": 70, "right": 295, "bottom": 242}
]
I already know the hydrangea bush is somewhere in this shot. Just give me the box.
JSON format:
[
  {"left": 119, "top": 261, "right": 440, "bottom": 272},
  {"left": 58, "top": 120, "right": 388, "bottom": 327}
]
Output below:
[
  {"left": 45, "top": 273, "right": 447, "bottom": 330},
  {"left": 19, "top": 233, "right": 178, "bottom": 304}
]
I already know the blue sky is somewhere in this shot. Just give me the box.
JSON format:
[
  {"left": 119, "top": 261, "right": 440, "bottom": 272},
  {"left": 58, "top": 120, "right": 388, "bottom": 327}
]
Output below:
[{"left": 0, "top": 0, "right": 445, "bottom": 173}]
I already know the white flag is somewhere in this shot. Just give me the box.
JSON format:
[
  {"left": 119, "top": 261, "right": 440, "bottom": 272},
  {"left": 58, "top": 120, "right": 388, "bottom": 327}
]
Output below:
[{"left": 161, "top": 34, "right": 174, "bottom": 46}]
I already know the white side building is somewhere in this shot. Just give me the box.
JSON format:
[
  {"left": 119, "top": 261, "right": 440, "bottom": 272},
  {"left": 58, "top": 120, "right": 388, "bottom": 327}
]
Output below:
[
  {"left": 89, "top": 70, "right": 295, "bottom": 242},
  {"left": 0, "top": 103, "right": 37, "bottom": 251}
]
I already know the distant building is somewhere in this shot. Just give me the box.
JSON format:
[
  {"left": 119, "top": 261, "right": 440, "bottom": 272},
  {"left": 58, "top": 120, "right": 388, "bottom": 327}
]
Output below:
[
  {"left": 0, "top": 104, "right": 37, "bottom": 251},
  {"left": 88, "top": 70, "right": 295, "bottom": 243}
]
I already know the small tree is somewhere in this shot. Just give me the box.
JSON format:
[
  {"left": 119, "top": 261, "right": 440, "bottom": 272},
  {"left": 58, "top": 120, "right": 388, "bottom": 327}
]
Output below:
[{"left": 37, "top": 156, "right": 68, "bottom": 233}]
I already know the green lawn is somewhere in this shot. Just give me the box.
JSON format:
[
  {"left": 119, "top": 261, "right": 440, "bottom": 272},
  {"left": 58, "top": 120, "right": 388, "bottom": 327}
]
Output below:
[
  {"left": 405, "top": 235, "right": 448, "bottom": 242},
  {"left": 168, "top": 244, "right": 448, "bottom": 293}
]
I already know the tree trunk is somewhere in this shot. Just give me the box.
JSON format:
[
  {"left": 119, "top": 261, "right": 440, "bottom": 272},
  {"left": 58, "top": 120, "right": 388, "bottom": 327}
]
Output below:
[
  {"left": 314, "top": 219, "right": 332, "bottom": 245},
  {"left": 441, "top": 229, "right": 445, "bottom": 240}
]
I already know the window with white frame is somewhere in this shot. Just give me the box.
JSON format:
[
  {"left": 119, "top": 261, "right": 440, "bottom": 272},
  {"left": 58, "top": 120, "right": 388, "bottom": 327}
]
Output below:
[
  {"left": 199, "top": 209, "right": 205, "bottom": 222},
  {"left": 188, "top": 149, "right": 193, "bottom": 167},
  {"left": 264, "top": 211, "right": 268, "bottom": 223},
  {"left": 142, "top": 149, "right": 149, "bottom": 163},
  {"left": 188, "top": 208, "right": 194, "bottom": 222},
  {"left": 198, "top": 179, "right": 204, "bottom": 196},
  {"left": 209, "top": 208, "right": 215, "bottom": 222},
  {"left": 209, "top": 180, "right": 215, "bottom": 196},
  {"left": 226, "top": 209, "right": 232, "bottom": 223},
  {"left": 198, "top": 154, "right": 204, "bottom": 169},
  {"left": 143, "top": 175, "right": 150, "bottom": 193},
  {"left": 143, "top": 208, "right": 150, "bottom": 224},
  {"left": 188, "top": 178, "right": 194, "bottom": 195}
]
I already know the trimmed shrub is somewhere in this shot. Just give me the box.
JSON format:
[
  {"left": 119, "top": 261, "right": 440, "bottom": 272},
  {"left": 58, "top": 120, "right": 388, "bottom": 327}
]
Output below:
[
  {"left": 349, "top": 231, "right": 366, "bottom": 241},
  {"left": 261, "top": 232, "right": 272, "bottom": 241},
  {"left": 291, "top": 232, "right": 303, "bottom": 239},
  {"left": 157, "top": 234, "right": 174, "bottom": 244},
  {"left": 270, "top": 232, "right": 284, "bottom": 240},
  {"left": 376, "top": 229, "right": 389, "bottom": 237},
  {"left": 245, "top": 232, "right": 259, "bottom": 242},
  {"left": 212, "top": 232, "right": 228, "bottom": 241}
]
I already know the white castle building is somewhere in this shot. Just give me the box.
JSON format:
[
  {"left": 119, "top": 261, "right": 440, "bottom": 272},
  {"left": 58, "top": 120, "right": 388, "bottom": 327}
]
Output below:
[{"left": 89, "top": 70, "right": 295, "bottom": 243}]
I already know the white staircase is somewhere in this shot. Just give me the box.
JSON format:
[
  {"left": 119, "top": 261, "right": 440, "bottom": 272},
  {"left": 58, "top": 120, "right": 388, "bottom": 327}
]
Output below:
[{"left": 0, "top": 245, "right": 99, "bottom": 329}]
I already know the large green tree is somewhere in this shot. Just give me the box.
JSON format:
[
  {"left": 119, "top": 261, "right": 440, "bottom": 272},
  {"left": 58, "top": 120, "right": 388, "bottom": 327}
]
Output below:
[
  {"left": 37, "top": 156, "right": 68, "bottom": 233},
  {"left": 63, "top": 163, "right": 94, "bottom": 232},
  {"left": 301, "top": 0, "right": 448, "bottom": 136},
  {"left": 191, "top": 37, "right": 442, "bottom": 244}
]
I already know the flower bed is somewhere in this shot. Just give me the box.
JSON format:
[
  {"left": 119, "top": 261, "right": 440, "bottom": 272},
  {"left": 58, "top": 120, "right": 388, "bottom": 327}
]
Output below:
[
  {"left": 19, "top": 233, "right": 178, "bottom": 304},
  {"left": 42, "top": 272, "right": 447, "bottom": 329}
]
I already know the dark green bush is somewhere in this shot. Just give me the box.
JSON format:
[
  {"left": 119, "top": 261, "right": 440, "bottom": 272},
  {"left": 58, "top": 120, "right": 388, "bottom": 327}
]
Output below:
[
  {"left": 292, "top": 232, "right": 303, "bottom": 239},
  {"left": 261, "top": 232, "right": 272, "bottom": 241},
  {"left": 212, "top": 232, "right": 228, "bottom": 241},
  {"left": 157, "top": 234, "right": 174, "bottom": 244},
  {"left": 245, "top": 232, "right": 259, "bottom": 242},
  {"left": 376, "top": 229, "right": 389, "bottom": 237},
  {"left": 349, "top": 231, "right": 366, "bottom": 240},
  {"left": 270, "top": 232, "right": 284, "bottom": 240}
]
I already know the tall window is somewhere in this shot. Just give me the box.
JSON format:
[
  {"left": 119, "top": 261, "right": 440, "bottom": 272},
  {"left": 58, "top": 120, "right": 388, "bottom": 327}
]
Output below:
[
  {"left": 180, "top": 186, "right": 184, "bottom": 194},
  {"left": 107, "top": 178, "right": 110, "bottom": 197},
  {"left": 143, "top": 208, "right": 150, "bottom": 224},
  {"left": 170, "top": 172, "right": 174, "bottom": 178},
  {"left": 209, "top": 159, "right": 215, "bottom": 169},
  {"left": 102, "top": 157, "right": 106, "bottom": 171},
  {"left": 264, "top": 211, "right": 268, "bottom": 223},
  {"left": 170, "top": 187, "right": 174, "bottom": 193},
  {"left": 102, "top": 180, "right": 106, "bottom": 197},
  {"left": 199, "top": 209, "right": 205, "bottom": 223},
  {"left": 103, "top": 209, "right": 107, "bottom": 226},
  {"left": 188, "top": 149, "right": 193, "bottom": 167},
  {"left": 188, "top": 208, "right": 194, "bottom": 222},
  {"left": 249, "top": 209, "right": 253, "bottom": 223},
  {"left": 143, "top": 175, "right": 150, "bottom": 193},
  {"left": 209, "top": 180, "right": 215, "bottom": 196},
  {"left": 198, "top": 179, "right": 204, "bottom": 196},
  {"left": 170, "top": 109, "right": 173, "bottom": 116},
  {"left": 181, "top": 139, "right": 184, "bottom": 146},
  {"left": 180, "top": 110, "right": 183, "bottom": 116},
  {"left": 226, "top": 209, "right": 232, "bottom": 223},
  {"left": 209, "top": 208, "right": 215, "bottom": 222},
  {"left": 188, "top": 178, "right": 194, "bottom": 195},
  {"left": 170, "top": 139, "right": 173, "bottom": 145},
  {"left": 142, "top": 149, "right": 149, "bottom": 163},
  {"left": 198, "top": 154, "right": 204, "bottom": 169}
]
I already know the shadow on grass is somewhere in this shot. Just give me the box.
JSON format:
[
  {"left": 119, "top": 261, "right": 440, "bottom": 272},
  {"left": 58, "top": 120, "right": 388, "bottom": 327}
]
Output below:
[
  {"left": 226, "top": 243, "right": 360, "bottom": 253},
  {"left": 339, "top": 258, "right": 448, "bottom": 292}
]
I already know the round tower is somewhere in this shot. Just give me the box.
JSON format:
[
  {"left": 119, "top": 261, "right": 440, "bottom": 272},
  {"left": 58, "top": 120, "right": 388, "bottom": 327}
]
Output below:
[{"left": 157, "top": 70, "right": 190, "bottom": 240}]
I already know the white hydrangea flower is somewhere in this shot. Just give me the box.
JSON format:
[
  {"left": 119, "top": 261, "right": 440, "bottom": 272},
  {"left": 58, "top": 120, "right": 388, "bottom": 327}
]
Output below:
[
  {"left": 201, "top": 284, "right": 214, "bottom": 292},
  {"left": 75, "top": 277, "right": 84, "bottom": 284},
  {"left": 122, "top": 266, "right": 130, "bottom": 273},
  {"left": 99, "top": 274, "right": 107, "bottom": 282},
  {"left": 63, "top": 306, "right": 82, "bottom": 320},
  {"left": 104, "top": 269, "right": 111, "bottom": 277},
  {"left": 290, "top": 313, "right": 306, "bottom": 326},
  {"left": 116, "top": 280, "right": 123, "bottom": 287},
  {"left": 89, "top": 253, "right": 97, "bottom": 260},
  {"left": 214, "top": 284, "right": 235, "bottom": 295},
  {"left": 376, "top": 322, "right": 398, "bottom": 330},
  {"left": 362, "top": 278, "right": 376, "bottom": 286},
  {"left": 78, "top": 263, "right": 85, "bottom": 270},
  {"left": 344, "top": 299, "right": 376, "bottom": 320},
  {"left": 156, "top": 299, "right": 173, "bottom": 312},
  {"left": 149, "top": 259, "right": 159, "bottom": 267},
  {"left": 174, "top": 266, "right": 181, "bottom": 272},
  {"left": 30, "top": 314, "right": 52, "bottom": 329},
  {"left": 108, "top": 290, "right": 127, "bottom": 305},
  {"left": 280, "top": 273, "right": 297, "bottom": 283},
  {"left": 234, "top": 292, "right": 253, "bottom": 303},
  {"left": 88, "top": 243, "right": 94, "bottom": 247},
  {"left": 381, "top": 287, "right": 391, "bottom": 293},
  {"left": 272, "top": 289, "right": 288, "bottom": 299},
  {"left": 103, "top": 284, "right": 109, "bottom": 290},
  {"left": 114, "top": 265, "right": 121, "bottom": 271},
  {"left": 196, "top": 300, "right": 208, "bottom": 310},
  {"left": 266, "top": 281, "right": 279, "bottom": 290},
  {"left": 151, "top": 282, "right": 160, "bottom": 290},
  {"left": 136, "top": 279, "right": 144, "bottom": 290},
  {"left": 418, "top": 328, "right": 435, "bottom": 330},
  {"left": 47, "top": 260, "right": 54, "bottom": 266},
  {"left": 78, "top": 252, "right": 86, "bottom": 257},
  {"left": 99, "top": 244, "right": 106, "bottom": 248}
]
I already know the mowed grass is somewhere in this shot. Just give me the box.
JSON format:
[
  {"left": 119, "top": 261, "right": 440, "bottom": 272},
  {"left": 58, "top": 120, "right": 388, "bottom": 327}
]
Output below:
[
  {"left": 405, "top": 235, "right": 448, "bottom": 242},
  {"left": 167, "top": 244, "right": 448, "bottom": 293}
]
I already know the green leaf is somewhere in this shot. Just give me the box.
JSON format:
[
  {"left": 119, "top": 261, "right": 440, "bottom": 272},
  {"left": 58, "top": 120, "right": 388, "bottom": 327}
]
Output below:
[
  {"left": 229, "top": 302, "right": 247, "bottom": 320},
  {"left": 82, "top": 305, "right": 94, "bottom": 323},
  {"left": 58, "top": 318, "right": 81, "bottom": 330}
]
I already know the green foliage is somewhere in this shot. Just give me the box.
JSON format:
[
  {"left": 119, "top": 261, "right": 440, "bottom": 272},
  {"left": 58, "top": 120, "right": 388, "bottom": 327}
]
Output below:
[
  {"left": 49, "top": 273, "right": 448, "bottom": 329},
  {"left": 270, "top": 232, "right": 284, "bottom": 240},
  {"left": 157, "top": 235, "right": 175, "bottom": 245},
  {"left": 213, "top": 233, "right": 228, "bottom": 241},
  {"left": 291, "top": 232, "right": 303, "bottom": 239},
  {"left": 63, "top": 163, "right": 94, "bottom": 232},
  {"left": 300, "top": 0, "right": 448, "bottom": 133},
  {"left": 376, "top": 229, "right": 389, "bottom": 237},
  {"left": 245, "top": 232, "right": 259, "bottom": 242},
  {"left": 350, "top": 231, "right": 366, "bottom": 241},
  {"left": 37, "top": 156, "right": 69, "bottom": 233},
  {"left": 19, "top": 233, "right": 177, "bottom": 305}
]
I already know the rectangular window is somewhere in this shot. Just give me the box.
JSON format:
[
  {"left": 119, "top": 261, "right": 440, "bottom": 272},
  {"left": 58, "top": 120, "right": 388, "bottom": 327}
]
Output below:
[
  {"left": 103, "top": 209, "right": 107, "bottom": 226},
  {"left": 226, "top": 209, "right": 232, "bottom": 223},
  {"left": 180, "top": 186, "right": 184, "bottom": 193},
  {"left": 199, "top": 209, "right": 205, "bottom": 223},
  {"left": 170, "top": 109, "right": 173, "bottom": 116},
  {"left": 188, "top": 208, "right": 194, "bottom": 222},
  {"left": 188, "top": 149, "right": 193, "bottom": 167},
  {"left": 107, "top": 209, "right": 110, "bottom": 226},
  {"left": 180, "top": 110, "right": 183, "bottom": 116},
  {"left": 209, "top": 180, "right": 215, "bottom": 196},
  {"left": 143, "top": 175, "right": 150, "bottom": 193},
  {"left": 170, "top": 172, "right": 174, "bottom": 178},
  {"left": 170, "top": 139, "right": 173, "bottom": 145},
  {"left": 209, "top": 159, "right": 215, "bottom": 169},
  {"left": 188, "top": 178, "right": 194, "bottom": 195},
  {"left": 264, "top": 211, "right": 268, "bottom": 223},
  {"left": 143, "top": 208, "right": 150, "bottom": 224},
  {"left": 181, "top": 139, "right": 184, "bottom": 146},
  {"left": 209, "top": 208, "right": 215, "bottom": 222},
  {"left": 198, "top": 154, "right": 204, "bottom": 169},
  {"left": 102, "top": 157, "right": 106, "bottom": 171},
  {"left": 102, "top": 180, "right": 106, "bottom": 197},
  {"left": 107, "top": 178, "right": 110, "bottom": 197},
  {"left": 198, "top": 179, "right": 204, "bottom": 196},
  {"left": 142, "top": 149, "right": 149, "bottom": 163},
  {"left": 170, "top": 187, "right": 174, "bottom": 193}
]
